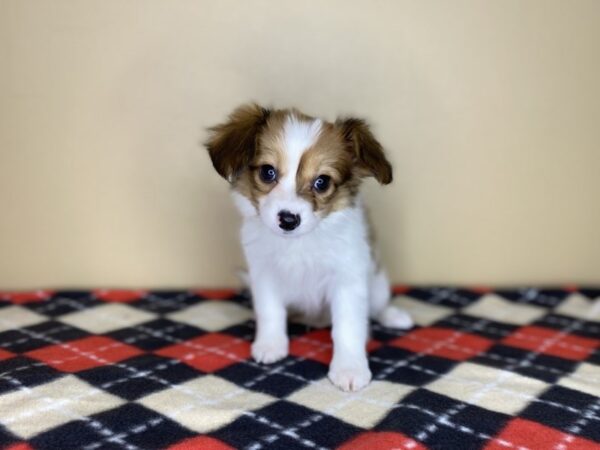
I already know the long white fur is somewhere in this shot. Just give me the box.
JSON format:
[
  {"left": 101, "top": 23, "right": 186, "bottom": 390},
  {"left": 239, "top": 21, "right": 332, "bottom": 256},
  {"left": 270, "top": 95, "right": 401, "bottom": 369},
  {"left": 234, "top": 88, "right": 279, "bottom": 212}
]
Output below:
[{"left": 232, "top": 115, "right": 412, "bottom": 392}]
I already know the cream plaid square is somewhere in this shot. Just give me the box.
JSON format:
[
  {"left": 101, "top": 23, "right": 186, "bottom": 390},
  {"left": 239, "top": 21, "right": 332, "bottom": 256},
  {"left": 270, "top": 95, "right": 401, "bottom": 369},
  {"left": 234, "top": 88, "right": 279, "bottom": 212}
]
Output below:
[
  {"left": 426, "top": 362, "right": 549, "bottom": 415},
  {"left": 0, "top": 375, "right": 124, "bottom": 438},
  {"left": 0, "top": 306, "right": 47, "bottom": 332},
  {"left": 138, "top": 375, "right": 275, "bottom": 433},
  {"left": 558, "top": 363, "right": 600, "bottom": 397},
  {"left": 288, "top": 378, "right": 415, "bottom": 428},
  {"left": 555, "top": 293, "right": 600, "bottom": 321},
  {"left": 392, "top": 296, "right": 454, "bottom": 326},
  {"left": 463, "top": 294, "right": 546, "bottom": 325},
  {"left": 167, "top": 301, "right": 253, "bottom": 331},
  {"left": 59, "top": 303, "right": 157, "bottom": 333}
]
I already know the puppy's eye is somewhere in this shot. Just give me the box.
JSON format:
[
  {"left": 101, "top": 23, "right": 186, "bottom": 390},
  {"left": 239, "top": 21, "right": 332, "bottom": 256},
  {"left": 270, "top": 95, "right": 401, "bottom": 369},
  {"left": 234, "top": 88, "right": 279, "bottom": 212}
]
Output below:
[
  {"left": 259, "top": 165, "right": 277, "bottom": 183},
  {"left": 312, "top": 175, "right": 331, "bottom": 193}
]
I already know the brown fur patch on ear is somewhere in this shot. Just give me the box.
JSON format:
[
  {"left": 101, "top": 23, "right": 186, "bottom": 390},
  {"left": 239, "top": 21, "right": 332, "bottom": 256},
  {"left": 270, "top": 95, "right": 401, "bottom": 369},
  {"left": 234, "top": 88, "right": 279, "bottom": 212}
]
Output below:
[
  {"left": 205, "top": 103, "right": 271, "bottom": 181},
  {"left": 335, "top": 117, "right": 393, "bottom": 184}
]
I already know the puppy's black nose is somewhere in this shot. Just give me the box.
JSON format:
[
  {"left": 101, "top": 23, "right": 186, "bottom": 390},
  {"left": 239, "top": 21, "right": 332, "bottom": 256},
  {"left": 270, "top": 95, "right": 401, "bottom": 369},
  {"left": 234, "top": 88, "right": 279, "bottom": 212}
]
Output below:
[{"left": 278, "top": 210, "right": 301, "bottom": 231}]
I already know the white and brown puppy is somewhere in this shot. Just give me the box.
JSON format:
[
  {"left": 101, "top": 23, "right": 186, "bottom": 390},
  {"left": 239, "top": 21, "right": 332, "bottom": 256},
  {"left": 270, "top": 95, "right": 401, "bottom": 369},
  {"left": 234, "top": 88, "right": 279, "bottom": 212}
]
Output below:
[{"left": 205, "top": 104, "right": 413, "bottom": 391}]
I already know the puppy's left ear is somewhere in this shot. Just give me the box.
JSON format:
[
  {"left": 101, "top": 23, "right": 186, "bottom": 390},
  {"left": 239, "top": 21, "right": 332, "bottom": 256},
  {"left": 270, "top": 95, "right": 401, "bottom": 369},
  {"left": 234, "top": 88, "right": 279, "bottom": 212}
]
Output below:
[
  {"left": 336, "top": 117, "right": 393, "bottom": 184},
  {"left": 205, "top": 103, "right": 271, "bottom": 182}
]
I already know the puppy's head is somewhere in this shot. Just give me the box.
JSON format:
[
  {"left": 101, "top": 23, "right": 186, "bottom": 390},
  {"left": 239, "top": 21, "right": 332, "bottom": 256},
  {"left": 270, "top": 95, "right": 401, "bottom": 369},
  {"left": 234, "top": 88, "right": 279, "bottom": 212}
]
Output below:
[{"left": 205, "top": 103, "right": 392, "bottom": 237}]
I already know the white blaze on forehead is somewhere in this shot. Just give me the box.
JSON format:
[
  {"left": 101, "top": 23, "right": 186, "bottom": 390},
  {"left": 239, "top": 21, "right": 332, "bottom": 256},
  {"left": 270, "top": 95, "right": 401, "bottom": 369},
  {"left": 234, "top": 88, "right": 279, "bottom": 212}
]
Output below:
[{"left": 279, "top": 115, "right": 322, "bottom": 190}]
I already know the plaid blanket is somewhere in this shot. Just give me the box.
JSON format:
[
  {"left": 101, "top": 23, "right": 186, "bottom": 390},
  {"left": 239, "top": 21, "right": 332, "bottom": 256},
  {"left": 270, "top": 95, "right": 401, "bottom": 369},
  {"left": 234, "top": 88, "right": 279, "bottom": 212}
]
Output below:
[{"left": 0, "top": 287, "right": 599, "bottom": 450}]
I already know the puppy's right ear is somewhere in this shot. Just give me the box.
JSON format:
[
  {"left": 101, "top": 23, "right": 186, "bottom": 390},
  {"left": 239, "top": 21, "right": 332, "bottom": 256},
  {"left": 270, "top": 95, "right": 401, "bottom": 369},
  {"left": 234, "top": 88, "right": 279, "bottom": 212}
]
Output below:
[{"left": 205, "top": 103, "right": 271, "bottom": 182}]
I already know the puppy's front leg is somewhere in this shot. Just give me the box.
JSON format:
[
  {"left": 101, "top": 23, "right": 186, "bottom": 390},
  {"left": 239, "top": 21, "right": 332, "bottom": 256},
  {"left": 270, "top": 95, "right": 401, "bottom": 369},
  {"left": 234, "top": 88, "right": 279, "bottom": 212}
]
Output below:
[
  {"left": 250, "top": 275, "right": 289, "bottom": 364},
  {"left": 328, "top": 281, "right": 372, "bottom": 391}
]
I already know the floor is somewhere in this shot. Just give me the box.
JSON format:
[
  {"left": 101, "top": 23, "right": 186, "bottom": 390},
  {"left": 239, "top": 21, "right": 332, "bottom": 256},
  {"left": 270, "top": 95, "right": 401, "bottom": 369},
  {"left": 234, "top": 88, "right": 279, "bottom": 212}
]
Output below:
[{"left": 0, "top": 287, "right": 599, "bottom": 449}]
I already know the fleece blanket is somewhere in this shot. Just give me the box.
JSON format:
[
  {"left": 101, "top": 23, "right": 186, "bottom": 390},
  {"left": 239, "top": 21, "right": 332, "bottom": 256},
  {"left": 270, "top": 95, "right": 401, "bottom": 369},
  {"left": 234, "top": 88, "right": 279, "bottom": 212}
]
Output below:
[{"left": 0, "top": 287, "right": 599, "bottom": 450}]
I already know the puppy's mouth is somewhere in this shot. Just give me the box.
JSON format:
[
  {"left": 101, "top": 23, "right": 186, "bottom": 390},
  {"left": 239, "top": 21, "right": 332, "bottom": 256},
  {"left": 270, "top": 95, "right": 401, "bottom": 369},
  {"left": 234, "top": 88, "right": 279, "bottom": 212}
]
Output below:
[{"left": 276, "top": 227, "right": 303, "bottom": 238}]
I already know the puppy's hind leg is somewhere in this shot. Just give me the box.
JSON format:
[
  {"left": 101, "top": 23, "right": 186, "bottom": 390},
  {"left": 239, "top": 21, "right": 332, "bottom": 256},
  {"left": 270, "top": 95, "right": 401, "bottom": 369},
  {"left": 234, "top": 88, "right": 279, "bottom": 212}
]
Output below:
[{"left": 369, "top": 269, "right": 413, "bottom": 329}]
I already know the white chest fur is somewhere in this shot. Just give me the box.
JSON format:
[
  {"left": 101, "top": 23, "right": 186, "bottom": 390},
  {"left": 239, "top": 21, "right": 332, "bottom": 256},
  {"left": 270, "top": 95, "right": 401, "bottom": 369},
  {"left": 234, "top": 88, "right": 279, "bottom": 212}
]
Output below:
[{"left": 234, "top": 192, "right": 374, "bottom": 317}]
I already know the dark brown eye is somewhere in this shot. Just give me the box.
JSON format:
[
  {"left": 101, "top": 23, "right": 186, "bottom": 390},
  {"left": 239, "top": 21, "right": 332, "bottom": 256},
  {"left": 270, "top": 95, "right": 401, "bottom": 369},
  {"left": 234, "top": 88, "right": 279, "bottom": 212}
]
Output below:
[
  {"left": 259, "top": 165, "right": 277, "bottom": 183},
  {"left": 312, "top": 175, "right": 330, "bottom": 192}
]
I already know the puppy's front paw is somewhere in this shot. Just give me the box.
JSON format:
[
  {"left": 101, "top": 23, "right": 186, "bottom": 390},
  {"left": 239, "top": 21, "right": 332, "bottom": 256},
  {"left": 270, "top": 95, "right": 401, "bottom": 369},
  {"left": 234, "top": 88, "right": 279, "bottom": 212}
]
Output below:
[
  {"left": 251, "top": 338, "right": 289, "bottom": 364},
  {"left": 328, "top": 361, "right": 372, "bottom": 392}
]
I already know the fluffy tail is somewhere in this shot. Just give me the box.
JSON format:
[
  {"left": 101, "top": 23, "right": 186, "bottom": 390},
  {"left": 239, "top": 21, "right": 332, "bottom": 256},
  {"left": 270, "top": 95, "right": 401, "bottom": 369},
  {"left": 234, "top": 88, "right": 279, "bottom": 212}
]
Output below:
[{"left": 370, "top": 269, "right": 414, "bottom": 329}]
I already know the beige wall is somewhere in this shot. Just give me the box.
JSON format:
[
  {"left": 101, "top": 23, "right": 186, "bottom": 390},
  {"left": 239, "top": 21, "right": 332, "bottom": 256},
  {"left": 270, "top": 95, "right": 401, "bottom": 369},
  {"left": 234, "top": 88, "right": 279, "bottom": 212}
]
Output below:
[{"left": 1, "top": 0, "right": 599, "bottom": 289}]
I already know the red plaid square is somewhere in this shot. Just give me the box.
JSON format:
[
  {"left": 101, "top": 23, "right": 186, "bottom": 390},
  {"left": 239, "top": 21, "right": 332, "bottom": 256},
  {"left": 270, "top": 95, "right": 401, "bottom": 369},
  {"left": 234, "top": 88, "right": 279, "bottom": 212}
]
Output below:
[
  {"left": 290, "top": 330, "right": 333, "bottom": 364},
  {"left": 5, "top": 444, "right": 35, "bottom": 450},
  {"left": 168, "top": 436, "right": 235, "bottom": 450},
  {"left": 392, "top": 285, "right": 411, "bottom": 295},
  {"left": 289, "top": 330, "right": 381, "bottom": 364},
  {"left": 501, "top": 326, "right": 599, "bottom": 361},
  {"left": 25, "top": 336, "right": 143, "bottom": 372},
  {"left": 471, "top": 286, "right": 493, "bottom": 294},
  {"left": 339, "top": 431, "right": 427, "bottom": 450},
  {"left": 93, "top": 289, "right": 147, "bottom": 302},
  {"left": 485, "top": 418, "right": 600, "bottom": 450},
  {"left": 0, "top": 290, "right": 52, "bottom": 304},
  {"left": 390, "top": 327, "right": 494, "bottom": 361},
  {"left": 155, "top": 333, "right": 250, "bottom": 372},
  {"left": 0, "top": 349, "right": 14, "bottom": 361}
]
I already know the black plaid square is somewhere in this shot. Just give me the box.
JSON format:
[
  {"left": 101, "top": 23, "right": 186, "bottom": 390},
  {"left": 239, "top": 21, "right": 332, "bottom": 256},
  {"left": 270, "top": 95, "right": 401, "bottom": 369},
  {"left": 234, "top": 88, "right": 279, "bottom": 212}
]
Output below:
[
  {"left": 370, "top": 346, "right": 457, "bottom": 386},
  {"left": 0, "top": 320, "right": 90, "bottom": 353},
  {"left": 219, "top": 322, "right": 256, "bottom": 340},
  {"left": 213, "top": 400, "right": 361, "bottom": 450},
  {"left": 370, "top": 321, "right": 413, "bottom": 343},
  {"left": 472, "top": 343, "right": 580, "bottom": 383},
  {"left": 129, "top": 290, "right": 203, "bottom": 314},
  {"left": 580, "top": 288, "right": 600, "bottom": 299},
  {"left": 534, "top": 313, "right": 600, "bottom": 340},
  {"left": 76, "top": 354, "right": 201, "bottom": 401},
  {"left": 106, "top": 318, "right": 205, "bottom": 351},
  {"left": 217, "top": 357, "right": 326, "bottom": 397},
  {"left": 433, "top": 313, "right": 518, "bottom": 340},
  {"left": 405, "top": 287, "right": 482, "bottom": 308},
  {"left": 376, "top": 389, "right": 511, "bottom": 450},
  {"left": 0, "top": 423, "right": 21, "bottom": 449},
  {"left": 520, "top": 385, "right": 600, "bottom": 443},
  {"left": 589, "top": 352, "right": 600, "bottom": 366},
  {"left": 0, "top": 356, "right": 63, "bottom": 395},
  {"left": 30, "top": 403, "right": 195, "bottom": 450},
  {"left": 495, "top": 288, "right": 570, "bottom": 308},
  {"left": 24, "top": 291, "right": 102, "bottom": 317}
]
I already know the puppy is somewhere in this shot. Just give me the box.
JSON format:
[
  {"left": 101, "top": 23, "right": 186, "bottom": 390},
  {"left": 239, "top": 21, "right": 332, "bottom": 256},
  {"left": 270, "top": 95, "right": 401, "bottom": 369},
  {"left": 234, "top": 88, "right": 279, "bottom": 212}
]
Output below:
[{"left": 205, "top": 104, "right": 413, "bottom": 391}]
